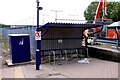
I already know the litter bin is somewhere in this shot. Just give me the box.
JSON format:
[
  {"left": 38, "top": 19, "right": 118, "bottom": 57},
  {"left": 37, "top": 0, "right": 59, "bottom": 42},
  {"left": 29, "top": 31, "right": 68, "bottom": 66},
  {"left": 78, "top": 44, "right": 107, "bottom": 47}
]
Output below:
[{"left": 9, "top": 34, "right": 31, "bottom": 63}]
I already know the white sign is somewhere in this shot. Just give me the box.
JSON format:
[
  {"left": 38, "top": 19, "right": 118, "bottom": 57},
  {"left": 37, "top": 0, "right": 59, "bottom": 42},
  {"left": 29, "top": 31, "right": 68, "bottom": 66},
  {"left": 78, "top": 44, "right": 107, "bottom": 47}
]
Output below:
[{"left": 35, "top": 31, "right": 41, "bottom": 40}]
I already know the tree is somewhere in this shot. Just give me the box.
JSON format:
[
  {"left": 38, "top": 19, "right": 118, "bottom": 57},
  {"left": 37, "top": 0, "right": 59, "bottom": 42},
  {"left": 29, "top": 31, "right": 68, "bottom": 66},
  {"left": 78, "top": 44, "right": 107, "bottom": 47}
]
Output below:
[
  {"left": 109, "top": 2, "right": 120, "bottom": 22},
  {"left": 84, "top": 1, "right": 120, "bottom": 23}
]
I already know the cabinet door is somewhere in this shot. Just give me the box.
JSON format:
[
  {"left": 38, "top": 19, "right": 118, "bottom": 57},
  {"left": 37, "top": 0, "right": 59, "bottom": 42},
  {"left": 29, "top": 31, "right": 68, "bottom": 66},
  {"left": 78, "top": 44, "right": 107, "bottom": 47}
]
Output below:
[{"left": 10, "top": 36, "right": 31, "bottom": 63}]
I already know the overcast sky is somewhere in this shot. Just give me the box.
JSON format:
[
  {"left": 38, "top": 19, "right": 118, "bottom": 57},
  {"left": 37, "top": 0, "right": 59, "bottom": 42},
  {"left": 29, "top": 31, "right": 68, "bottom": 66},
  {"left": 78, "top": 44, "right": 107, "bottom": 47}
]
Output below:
[{"left": 0, "top": 0, "right": 120, "bottom": 25}]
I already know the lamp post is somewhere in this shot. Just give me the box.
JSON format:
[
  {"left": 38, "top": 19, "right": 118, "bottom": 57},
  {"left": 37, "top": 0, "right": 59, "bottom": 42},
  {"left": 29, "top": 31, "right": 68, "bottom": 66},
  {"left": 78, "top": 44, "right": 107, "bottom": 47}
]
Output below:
[{"left": 36, "top": 0, "right": 42, "bottom": 70}]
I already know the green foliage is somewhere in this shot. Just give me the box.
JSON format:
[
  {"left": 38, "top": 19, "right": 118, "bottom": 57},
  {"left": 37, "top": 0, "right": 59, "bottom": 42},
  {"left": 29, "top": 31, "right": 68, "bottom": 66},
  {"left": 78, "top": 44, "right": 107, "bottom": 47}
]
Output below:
[
  {"left": 1, "top": 36, "right": 7, "bottom": 43},
  {"left": 84, "top": 2, "right": 98, "bottom": 23},
  {"left": 2, "top": 44, "right": 9, "bottom": 50},
  {"left": 84, "top": 1, "right": 120, "bottom": 23},
  {"left": 109, "top": 2, "right": 120, "bottom": 22},
  {"left": 1, "top": 36, "right": 9, "bottom": 50}
]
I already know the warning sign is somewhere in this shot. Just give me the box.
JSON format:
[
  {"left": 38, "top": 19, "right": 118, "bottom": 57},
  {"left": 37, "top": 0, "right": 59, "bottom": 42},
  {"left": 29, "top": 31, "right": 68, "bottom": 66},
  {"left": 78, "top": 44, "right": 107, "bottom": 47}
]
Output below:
[{"left": 35, "top": 31, "right": 41, "bottom": 40}]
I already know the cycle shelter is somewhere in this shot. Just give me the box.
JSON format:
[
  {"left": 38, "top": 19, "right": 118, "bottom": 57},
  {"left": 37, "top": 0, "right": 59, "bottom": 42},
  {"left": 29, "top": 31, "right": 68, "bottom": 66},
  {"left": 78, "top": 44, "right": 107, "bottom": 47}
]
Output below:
[{"left": 36, "top": 22, "right": 103, "bottom": 69}]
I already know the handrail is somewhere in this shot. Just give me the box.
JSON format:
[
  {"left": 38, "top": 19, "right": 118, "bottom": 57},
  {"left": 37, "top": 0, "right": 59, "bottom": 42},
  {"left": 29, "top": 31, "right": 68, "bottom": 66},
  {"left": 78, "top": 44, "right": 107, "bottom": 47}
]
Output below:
[
  {"left": 114, "top": 27, "right": 119, "bottom": 48},
  {"left": 88, "top": 25, "right": 103, "bottom": 37}
]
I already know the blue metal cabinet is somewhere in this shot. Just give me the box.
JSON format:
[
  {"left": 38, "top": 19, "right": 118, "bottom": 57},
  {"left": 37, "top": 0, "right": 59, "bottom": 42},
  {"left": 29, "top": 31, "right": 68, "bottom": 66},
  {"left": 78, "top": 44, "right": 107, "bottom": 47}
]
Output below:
[{"left": 9, "top": 34, "right": 31, "bottom": 63}]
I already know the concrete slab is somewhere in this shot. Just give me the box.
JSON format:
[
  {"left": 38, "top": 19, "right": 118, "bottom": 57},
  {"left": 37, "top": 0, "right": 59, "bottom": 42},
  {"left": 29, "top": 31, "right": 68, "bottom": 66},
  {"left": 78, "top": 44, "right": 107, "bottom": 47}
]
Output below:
[
  {"left": 1, "top": 58, "right": 119, "bottom": 78},
  {"left": 44, "top": 58, "right": 118, "bottom": 78},
  {"left": 2, "top": 65, "right": 14, "bottom": 78},
  {"left": 88, "top": 44, "right": 120, "bottom": 53},
  {"left": 6, "top": 59, "right": 35, "bottom": 66},
  {"left": 22, "top": 64, "right": 67, "bottom": 78},
  {"left": 88, "top": 44, "right": 120, "bottom": 62},
  {"left": 14, "top": 66, "right": 24, "bottom": 78}
]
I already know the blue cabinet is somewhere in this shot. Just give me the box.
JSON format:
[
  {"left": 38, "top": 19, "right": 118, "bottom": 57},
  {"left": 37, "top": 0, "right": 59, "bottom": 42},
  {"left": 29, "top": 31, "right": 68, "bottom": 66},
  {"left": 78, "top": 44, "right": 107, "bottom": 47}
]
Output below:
[{"left": 9, "top": 34, "right": 31, "bottom": 63}]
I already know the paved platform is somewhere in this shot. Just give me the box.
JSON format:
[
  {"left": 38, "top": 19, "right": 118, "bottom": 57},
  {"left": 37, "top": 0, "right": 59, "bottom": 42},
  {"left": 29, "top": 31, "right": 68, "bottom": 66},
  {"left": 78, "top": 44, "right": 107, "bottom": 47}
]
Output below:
[
  {"left": 88, "top": 44, "right": 120, "bottom": 62},
  {"left": 1, "top": 58, "right": 119, "bottom": 78},
  {"left": 88, "top": 44, "right": 120, "bottom": 53}
]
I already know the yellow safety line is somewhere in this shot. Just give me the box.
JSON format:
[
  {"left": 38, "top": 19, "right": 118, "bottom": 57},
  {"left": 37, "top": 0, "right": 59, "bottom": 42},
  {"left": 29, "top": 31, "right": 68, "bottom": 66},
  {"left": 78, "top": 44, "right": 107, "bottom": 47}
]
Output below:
[{"left": 14, "top": 66, "right": 24, "bottom": 78}]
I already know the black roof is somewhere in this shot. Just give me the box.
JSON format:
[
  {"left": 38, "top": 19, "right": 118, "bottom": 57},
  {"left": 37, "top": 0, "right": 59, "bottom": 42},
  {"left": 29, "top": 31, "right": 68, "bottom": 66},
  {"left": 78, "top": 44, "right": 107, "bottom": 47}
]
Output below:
[{"left": 41, "top": 22, "right": 103, "bottom": 29}]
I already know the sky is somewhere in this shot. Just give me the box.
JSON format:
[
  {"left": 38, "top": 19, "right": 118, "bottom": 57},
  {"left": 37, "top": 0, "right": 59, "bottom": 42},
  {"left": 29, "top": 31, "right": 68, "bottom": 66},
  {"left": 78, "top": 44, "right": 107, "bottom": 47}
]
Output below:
[{"left": 0, "top": 0, "right": 120, "bottom": 25}]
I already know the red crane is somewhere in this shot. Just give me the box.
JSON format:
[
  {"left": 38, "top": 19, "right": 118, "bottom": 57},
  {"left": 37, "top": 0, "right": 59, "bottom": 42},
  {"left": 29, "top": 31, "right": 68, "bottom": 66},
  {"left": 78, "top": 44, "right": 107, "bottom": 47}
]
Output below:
[
  {"left": 94, "top": 0, "right": 120, "bottom": 39},
  {"left": 94, "top": 0, "right": 107, "bottom": 36},
  {"left": 94, "top": 0, "right": 107, "bottom": 21}
]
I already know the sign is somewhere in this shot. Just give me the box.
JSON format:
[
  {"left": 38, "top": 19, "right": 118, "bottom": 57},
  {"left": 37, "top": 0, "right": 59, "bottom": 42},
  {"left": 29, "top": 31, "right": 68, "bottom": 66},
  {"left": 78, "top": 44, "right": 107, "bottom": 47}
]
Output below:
[{"left": 35, "top": 31, "right": 41, "bottom": 40}]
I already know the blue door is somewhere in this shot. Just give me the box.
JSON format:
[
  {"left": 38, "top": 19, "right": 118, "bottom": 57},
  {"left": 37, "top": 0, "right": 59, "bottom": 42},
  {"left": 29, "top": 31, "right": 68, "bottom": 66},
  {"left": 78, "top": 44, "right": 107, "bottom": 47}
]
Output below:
[{"left": 9, "top": 34, "right": 31, "bottom": 63}]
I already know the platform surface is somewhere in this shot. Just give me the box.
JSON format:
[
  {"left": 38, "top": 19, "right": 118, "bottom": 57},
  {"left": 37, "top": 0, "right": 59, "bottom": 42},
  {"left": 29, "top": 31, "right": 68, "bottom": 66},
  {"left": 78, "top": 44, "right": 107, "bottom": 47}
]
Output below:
[
  {"left": 88, "top": 43, "right": 120, "bottom": 53},
  {"left": 1, "top": 58, "right": 119, "bottom": 78}
]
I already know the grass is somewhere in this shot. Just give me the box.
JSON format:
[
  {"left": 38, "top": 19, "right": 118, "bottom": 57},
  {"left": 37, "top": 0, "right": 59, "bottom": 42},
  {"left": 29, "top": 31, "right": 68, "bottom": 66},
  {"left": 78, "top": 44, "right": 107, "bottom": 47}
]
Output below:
[
  {"left": 1, "top": 35, "right": 7, "bottom": 43},
  {"left": 1, "top": 35, "right": 10, "bottom": 65},
  {"left": 2, "top": 45, "right": 9, "bottom": 50},
  {"left": 1, "top": 36, "right": 9, "bottom": 50}
]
